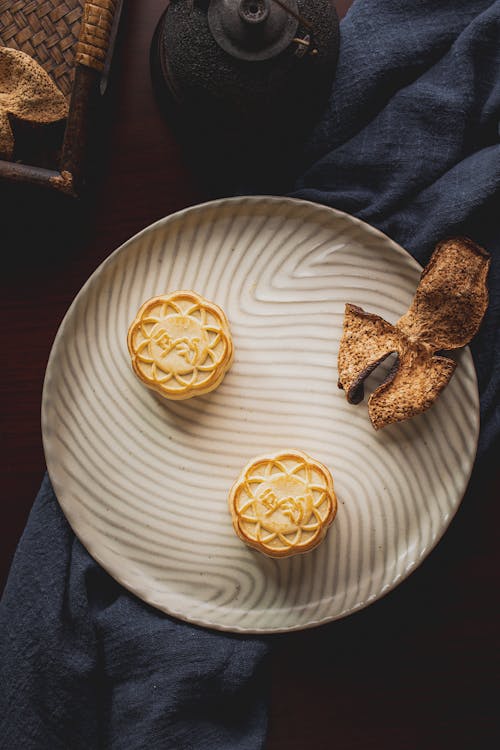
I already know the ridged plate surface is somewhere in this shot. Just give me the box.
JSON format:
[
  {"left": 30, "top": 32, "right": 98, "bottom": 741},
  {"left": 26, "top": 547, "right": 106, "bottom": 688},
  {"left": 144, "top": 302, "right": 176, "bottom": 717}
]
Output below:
[{"left": 42, "top": 197, "right": 479, "bottom": 632}]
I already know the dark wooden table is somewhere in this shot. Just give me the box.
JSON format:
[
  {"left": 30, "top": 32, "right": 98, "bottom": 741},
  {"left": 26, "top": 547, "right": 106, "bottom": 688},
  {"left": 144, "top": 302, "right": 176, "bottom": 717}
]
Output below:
[{"left": 1, "top": 2, "right": 498, "bottom": 748}]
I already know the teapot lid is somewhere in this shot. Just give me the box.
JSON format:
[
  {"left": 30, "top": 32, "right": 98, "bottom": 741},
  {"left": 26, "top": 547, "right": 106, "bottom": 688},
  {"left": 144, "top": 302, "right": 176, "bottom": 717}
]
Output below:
[{"left": 207, "top": 0, "right": 299, "bottom": 61}]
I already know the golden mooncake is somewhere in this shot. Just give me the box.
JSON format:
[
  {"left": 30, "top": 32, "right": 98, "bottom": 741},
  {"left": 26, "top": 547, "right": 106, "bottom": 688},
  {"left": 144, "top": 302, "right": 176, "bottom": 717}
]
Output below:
[
  {"left": 229, "top": 450, "right": 337, "bottom": 558},
  {"left": 127, "top": 291, "right": 234, "bottom": 400}
]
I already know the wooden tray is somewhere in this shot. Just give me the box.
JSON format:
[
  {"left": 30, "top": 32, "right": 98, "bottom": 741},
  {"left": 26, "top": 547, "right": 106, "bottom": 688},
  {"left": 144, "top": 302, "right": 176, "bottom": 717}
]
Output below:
[{"left": 0, "top": 0, "right": 123, "bottom": 196}]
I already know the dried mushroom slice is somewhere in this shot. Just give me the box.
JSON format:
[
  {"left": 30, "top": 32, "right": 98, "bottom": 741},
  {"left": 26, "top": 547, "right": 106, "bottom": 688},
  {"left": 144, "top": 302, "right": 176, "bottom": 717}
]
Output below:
[
  {"left": 338, "top": 304, "right": 400, "bottom": 404},
  {"left": 0, "top": 46, "right": 68, "bottom": 161},
  {"left": 397, "top": 237, "right": 490, "bottom": 350},
  {"left": 337, "top": 236, "right": 490, "bottom": 430},
  {"left": 368, "top": 345, "right": 456, "bottom": 430}
]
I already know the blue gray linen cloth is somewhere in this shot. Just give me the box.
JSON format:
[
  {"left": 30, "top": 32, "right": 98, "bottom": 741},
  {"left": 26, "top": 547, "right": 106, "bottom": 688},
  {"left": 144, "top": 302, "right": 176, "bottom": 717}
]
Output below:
[{"left": 1, "top": 1, "right": 499, "bottom": 748}]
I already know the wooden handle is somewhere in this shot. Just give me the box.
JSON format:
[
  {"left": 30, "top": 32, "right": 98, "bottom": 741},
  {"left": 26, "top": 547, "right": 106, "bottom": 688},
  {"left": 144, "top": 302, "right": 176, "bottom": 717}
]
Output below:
[{"left": 75, "top": 0, "right": 119, "bottom": 72}]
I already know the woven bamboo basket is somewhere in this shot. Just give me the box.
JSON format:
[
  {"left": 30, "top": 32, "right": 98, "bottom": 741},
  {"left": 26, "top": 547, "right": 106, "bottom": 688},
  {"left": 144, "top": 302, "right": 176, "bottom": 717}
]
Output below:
[{"left": 0, "top": 0, "right": 123, "bottom": 196}]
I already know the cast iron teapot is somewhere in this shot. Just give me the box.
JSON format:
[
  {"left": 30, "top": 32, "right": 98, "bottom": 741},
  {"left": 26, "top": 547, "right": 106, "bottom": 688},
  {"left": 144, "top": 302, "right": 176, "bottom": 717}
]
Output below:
[{"left": 151, "top": 0, "right": 339, "bottom": 190}]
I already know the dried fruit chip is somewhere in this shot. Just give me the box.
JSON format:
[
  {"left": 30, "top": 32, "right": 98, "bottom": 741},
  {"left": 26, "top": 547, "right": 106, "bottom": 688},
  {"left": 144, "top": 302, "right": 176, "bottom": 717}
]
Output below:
[
  {"left": 337, "top": 304, "right": 401, "bottom": 405},
  {"left": 397, "top": 237, "right": 490, "bottom": 350},
  {"left": 337, "top": 237, "right": 490, "bottom": 429},
  {"left": 0, "top": 46, "right": 68, "bottom": 161},
  {"left": 367, "top": 342, "right": 457, "bottom": 430}
]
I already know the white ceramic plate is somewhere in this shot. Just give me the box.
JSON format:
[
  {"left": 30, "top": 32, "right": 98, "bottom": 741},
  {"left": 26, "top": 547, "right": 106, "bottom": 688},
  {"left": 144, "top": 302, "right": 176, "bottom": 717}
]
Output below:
[{"left": 42, "top": 197, "right": 479, "bottom": 633}]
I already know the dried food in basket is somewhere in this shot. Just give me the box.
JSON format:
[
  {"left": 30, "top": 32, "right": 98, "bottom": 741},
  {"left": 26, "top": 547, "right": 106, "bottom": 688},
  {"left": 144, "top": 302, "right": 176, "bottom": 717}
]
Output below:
[
  {"left": 0, "top": 46, "right": 68, "bottom": 163},
  {"left": 0, "top": 0, "right": 122, "bottom": 195}
]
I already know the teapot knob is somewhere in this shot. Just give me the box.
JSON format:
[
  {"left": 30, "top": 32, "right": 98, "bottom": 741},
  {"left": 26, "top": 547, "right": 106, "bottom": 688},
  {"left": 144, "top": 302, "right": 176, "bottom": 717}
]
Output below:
[{"left": 207, "top": 0, "right": 300, "bottom": 61}]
